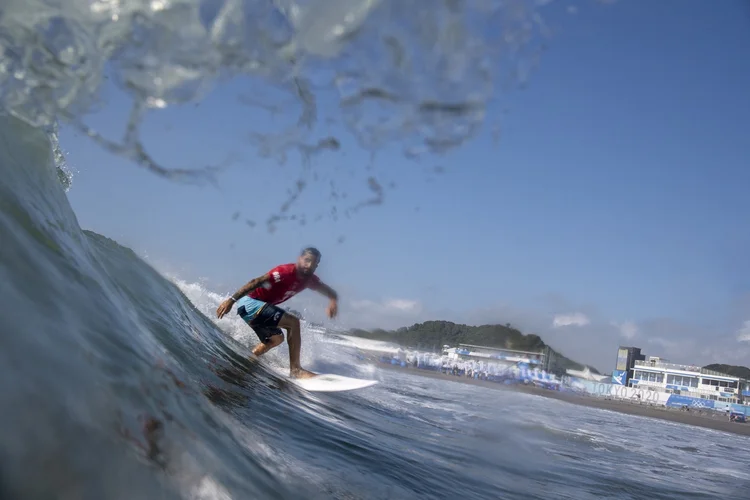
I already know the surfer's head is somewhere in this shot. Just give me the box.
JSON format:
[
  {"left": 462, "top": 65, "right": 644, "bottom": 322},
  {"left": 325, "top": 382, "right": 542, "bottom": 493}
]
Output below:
[{"left": 297, "top": 247, "right": 321, "bottom": 276}]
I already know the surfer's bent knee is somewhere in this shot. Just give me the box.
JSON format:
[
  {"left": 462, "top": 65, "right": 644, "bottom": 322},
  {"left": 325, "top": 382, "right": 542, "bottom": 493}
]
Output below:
[
  {"left": 277, "top": 313, "right": 300, "bottom": 331},
  {"left": 266, "top": 334, "right": 284, "bottom": 347}
]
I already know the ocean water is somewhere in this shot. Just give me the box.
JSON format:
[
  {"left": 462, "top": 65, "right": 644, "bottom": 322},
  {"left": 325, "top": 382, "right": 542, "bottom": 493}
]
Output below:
[{"left": 2, "top": 1, "right": 750, "bottom": 499}]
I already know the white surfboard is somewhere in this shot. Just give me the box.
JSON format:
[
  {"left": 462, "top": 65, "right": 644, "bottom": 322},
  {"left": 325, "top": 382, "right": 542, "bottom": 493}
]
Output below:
[{"left": 288, "top": 373, "right": 379, "bottom": 392}]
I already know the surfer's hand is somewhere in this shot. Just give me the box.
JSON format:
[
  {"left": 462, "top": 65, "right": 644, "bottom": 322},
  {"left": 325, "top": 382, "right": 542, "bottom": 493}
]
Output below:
[
  {"left": 326, "top": 299, "right": 338, "bottom": 319},
  {"left": 216, "top": 299, "right": 234, "bottom": 319}
]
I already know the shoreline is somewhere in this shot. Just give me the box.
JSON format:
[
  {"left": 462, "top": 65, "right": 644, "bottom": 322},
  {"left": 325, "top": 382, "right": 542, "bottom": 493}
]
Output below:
[{"left": 371, "top": 361, "right": 750, "bottom": 437}]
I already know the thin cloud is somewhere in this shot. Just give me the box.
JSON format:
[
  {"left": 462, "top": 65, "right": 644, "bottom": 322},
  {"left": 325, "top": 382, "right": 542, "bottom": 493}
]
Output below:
[
  {"left": 382, "top": 299, "right": 422, "bottom": 312},
  {"left": 611, "top": 320, "right": 638, "bottom": 339},
  {"left": 349, "top": 298, "right": 423, "bottom": 314},
  {"left": 552, "top": 312, "right": 590, "bottom": 328},
  {"left": 315, "top": 296, "right": 430, "bottom": 331},
  {"left": 737, "top": 320, "right": 750, "bottom": 342}
]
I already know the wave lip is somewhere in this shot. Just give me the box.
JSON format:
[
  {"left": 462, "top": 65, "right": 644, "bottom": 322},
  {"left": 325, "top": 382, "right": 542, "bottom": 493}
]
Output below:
[{"left": 0, "top": 0, "right": 548, "bottom": 168}]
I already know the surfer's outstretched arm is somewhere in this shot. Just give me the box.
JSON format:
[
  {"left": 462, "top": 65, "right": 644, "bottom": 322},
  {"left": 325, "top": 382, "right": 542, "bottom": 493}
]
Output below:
[
  {"left": 216, "top": 274, "right": 270, "bottom": 319},
  {"left": 311, "top": 281, "right": 338, "bottom": 319}
]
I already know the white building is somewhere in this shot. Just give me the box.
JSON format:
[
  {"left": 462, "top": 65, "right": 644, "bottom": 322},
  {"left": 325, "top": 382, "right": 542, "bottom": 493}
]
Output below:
[{"left": 629, "top": 356, "right": 744, "bottom": 405}]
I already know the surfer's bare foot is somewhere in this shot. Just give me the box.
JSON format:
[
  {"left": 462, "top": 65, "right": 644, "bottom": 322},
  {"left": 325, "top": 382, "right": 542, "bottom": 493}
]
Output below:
[{"left": 290, "top": 368, "right": 316, "bottom": 379}]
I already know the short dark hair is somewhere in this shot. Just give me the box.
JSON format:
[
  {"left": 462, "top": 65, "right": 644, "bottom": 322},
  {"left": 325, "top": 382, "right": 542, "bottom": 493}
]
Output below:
[{"left": 301, "top": 247, "right": 321, "bottom": 260}]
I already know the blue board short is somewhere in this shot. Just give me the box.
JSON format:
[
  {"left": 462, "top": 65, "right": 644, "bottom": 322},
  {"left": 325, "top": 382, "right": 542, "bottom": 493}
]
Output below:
[{"left": 236, "top": 296, "right": 286, "bottom": 344}]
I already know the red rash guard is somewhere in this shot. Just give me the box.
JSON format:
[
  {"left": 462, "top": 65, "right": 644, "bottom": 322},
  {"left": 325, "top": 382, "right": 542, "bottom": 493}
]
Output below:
[{"left": 248, "top": 263, "right": 322, "bottom": 305}]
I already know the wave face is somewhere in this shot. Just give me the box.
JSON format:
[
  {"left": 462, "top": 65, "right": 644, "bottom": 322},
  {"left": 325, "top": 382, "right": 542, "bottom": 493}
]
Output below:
[{"left": 2, "top": 114, "right": 750, "bottom": 499}]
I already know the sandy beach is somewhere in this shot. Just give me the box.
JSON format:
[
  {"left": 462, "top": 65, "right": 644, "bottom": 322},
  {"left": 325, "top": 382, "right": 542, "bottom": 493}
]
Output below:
[{"left": 373, "top": 361, "right": 750, "bottom": 437}]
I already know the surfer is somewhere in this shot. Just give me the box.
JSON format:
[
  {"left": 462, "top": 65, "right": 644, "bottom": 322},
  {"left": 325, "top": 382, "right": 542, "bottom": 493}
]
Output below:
[{"left": 215, "top": 247, "right": 338, "bottom": 379}]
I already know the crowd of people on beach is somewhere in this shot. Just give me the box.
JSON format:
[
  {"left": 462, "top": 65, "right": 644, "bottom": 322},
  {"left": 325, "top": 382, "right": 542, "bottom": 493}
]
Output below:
[{"left": 376, "top": 350, "right": 562, "bottom": 390}]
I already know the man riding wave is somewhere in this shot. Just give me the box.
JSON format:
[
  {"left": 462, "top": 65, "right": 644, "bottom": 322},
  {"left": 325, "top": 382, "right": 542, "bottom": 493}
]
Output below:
[{"left": 216, "top": 247, "right": 338, "bottom": 379}]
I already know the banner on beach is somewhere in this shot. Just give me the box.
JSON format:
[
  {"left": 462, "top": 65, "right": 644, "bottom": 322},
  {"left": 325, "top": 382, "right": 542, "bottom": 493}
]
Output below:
[
  {"left": 611, "top": 370, "right": 627, "bottom": 385},
  {"left": 666, "top": 394, "right": 715, "bottom": 410}
]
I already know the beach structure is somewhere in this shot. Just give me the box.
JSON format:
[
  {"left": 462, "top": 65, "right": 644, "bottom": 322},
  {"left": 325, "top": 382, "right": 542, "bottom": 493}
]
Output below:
[
  {"left": 610, "top": 345, "right": 749, "bottom": 414},
  {"left": 611, "top": 346, "right": 646, "bottom": 386},
  {"left": 628, "top": 356, "right": 745, "bottom": 405}
]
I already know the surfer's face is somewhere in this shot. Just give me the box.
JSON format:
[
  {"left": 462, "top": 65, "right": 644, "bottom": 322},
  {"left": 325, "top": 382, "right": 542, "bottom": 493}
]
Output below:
[{"left": 297, "top": 253, "right": 319, "bottom": 276}]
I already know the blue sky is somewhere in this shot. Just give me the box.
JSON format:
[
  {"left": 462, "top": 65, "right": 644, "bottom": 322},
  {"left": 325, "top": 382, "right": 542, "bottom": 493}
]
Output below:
[{"left": 62, "top": 0, "right": 750, "bottom": 371}]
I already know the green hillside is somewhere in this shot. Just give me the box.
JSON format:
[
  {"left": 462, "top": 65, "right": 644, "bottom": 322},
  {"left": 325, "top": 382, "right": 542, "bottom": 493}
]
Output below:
[{"left": 703, "top": 364, "right": 750, "bottom": 379}]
